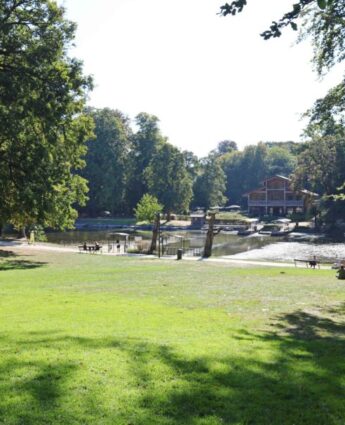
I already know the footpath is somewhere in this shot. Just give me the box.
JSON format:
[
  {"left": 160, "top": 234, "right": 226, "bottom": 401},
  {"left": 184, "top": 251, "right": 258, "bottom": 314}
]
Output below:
[{"left": 0, "top": 239, "right": 331, "bottom": 269}]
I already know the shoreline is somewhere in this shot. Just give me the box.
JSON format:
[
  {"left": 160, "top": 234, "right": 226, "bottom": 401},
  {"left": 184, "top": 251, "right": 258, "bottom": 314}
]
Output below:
[{"left": 0, "top": 239, "right": 333, "bottom": 269}]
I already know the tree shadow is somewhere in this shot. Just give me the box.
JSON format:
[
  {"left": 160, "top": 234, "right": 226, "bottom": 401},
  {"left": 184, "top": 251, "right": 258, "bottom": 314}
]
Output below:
[
  {"left": 0, "top": 259, "right": 46, "bottom": 271},
  {"left": 0, "top": 358, "right": 78, "bottom": 424},
  {"left": 0, "top": 248, "right": 47, "bottom": 271},
  {"left": 0, "top": 249, "right": 16, "bottom": 258},
  {"left": 1, "top": 306, "right": 345, "bottom": 424}
]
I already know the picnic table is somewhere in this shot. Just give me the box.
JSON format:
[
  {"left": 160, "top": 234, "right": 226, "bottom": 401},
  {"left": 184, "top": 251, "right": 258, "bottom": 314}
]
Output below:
[
  {"left": 78, "top": 244, "right": 103, "bottom": 254},
  {"left": 294, "top": 258, "right": 320, "bottom": 269}
]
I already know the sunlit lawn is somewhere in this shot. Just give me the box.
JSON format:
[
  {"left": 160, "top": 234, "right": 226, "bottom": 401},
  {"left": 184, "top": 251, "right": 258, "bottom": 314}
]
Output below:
[{"left": 0, "top": 248, "right": 344, "bottom": 424}]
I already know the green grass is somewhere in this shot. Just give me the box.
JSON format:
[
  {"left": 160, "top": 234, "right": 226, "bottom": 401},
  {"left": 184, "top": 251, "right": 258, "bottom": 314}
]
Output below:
[
  {"left": 0, "top": 249, "right": 345, "bottom": 424},
  {"left": 215, "top": 212, "right": 249, "bottom": 223}
]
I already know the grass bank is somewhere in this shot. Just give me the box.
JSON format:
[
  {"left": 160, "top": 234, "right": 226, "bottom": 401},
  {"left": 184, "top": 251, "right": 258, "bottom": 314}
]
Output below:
[{"left": 0, "top": 248, "right": 344, "bottom": 424}]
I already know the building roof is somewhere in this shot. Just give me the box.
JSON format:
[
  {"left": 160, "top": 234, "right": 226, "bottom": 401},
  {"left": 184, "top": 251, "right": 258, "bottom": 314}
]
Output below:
[
  {"left": 242, "top": 175, "right": 319, "bottom": 197},
  {"left": 266, "top": 175, "right": 291, "bottom": 182}
]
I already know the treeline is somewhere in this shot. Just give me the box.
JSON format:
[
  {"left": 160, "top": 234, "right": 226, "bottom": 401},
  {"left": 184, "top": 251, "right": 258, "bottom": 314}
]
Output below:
[
  {"left": 79, "top": 108, "right": 295, "bottom": 216},
  {"left": 79, "top": 107, "right": 345, "bottom": 222}
]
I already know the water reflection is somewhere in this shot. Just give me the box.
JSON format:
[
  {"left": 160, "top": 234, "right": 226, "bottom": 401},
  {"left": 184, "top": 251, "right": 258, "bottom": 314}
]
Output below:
[{"left": 46, "top": 229, "right": 345, "bottom": 262}]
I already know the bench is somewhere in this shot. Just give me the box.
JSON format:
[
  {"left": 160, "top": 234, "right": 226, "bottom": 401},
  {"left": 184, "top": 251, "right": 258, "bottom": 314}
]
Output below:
[
  {"left": 78, "top": 244, "right": 103, "bottom": 254},
  {"left": 294, "top": 258, "right": 320, "bottom": 269}
]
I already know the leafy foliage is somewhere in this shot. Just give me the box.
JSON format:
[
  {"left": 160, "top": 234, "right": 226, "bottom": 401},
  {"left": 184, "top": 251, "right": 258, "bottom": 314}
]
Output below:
[
  {"left": 134, "top": 194, "right": 162, "bottom": 223},
  {"left": 293, "top": 131, "right": 345, "bottom": 196},
  {"left": 81, "top": 108, "right": 131, "bottom": 216},
  {"left": 220, "top": 0, "right": 345, "bottom": 212},
  {"left": 144, "top": 143, "right": 193, "bottom": 215},
  {"left": 219, "top": 1, "right": 335, "bottom": 41},
  {"left": 221, "top": 142, "right": 297, "bottom": 204},
  {"left": 298, "top": 0, "right": 345, "bottom": 75},
  {"left": 0, "top": 0, "right": 93, "bottom": 229},
  {"left": 193, "top": 156, "right": 227, "bottom": 209},
  {"left": 210, "top": 140, "right": 238, "bottom": 157},
  {"left": 126, "top": 113, "right": 165, "bottom": 211}
]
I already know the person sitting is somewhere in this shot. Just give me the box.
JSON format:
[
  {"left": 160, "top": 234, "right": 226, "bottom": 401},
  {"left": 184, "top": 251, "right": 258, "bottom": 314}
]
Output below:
[
  {"left": 337, "top": 266, "right": 345, "bottom": 280},
  {"left": 95, "top": 242, "right": 101, "bottom": 251}
]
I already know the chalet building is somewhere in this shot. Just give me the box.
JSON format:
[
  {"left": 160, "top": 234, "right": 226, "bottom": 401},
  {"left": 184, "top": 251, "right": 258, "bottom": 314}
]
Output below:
[{"left": 244, "top": 175, "right": 318, "bottom": 216}]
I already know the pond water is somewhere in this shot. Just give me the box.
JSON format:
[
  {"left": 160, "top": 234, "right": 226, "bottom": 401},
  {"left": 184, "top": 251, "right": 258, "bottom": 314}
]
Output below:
[{"left": 45, "top": 229, "right": 345, "bottom": 263}]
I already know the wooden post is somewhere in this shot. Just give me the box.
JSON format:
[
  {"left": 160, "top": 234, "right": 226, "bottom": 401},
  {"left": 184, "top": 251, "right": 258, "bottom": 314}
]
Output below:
[{"left": 203, "top": 212, "right": 216, "bottom": 258}]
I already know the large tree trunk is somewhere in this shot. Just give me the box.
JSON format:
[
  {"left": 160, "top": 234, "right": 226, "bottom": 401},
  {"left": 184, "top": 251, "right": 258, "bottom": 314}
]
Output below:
[
  {"left": 149, "top": 213, "right": 160, "bottom": 254},
  {"left": 203, "top": 213, "right": 216, "bottom": 258},
  {"left": 20, "top": 226, "right": 27, "bottom": 239}
]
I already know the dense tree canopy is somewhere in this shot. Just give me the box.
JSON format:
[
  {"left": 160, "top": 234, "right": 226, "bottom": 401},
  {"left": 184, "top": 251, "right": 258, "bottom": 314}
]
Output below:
[
  {"left": 81, "top": 108, "right": 131, "bottom": 216},
  {"left": 210, "top": 140, "right": 238, "bottom": 157},
  {"left": 0, "top": 0, "right": 93, "bottom": 231},
  {"left": 126, "top": 113, "right": 165, "bottom": 211},
  {"left": 220, "top": 142, "right": 298, "bottom": 205},
  {"left": 144, "top": 143, "right": 193, "bottom": 217},
  {"left": 193, "top": 156, "right": 227, "bottom": 209},
  {"left": 293, "top": 128, "right": 345, "bottom": 196}
]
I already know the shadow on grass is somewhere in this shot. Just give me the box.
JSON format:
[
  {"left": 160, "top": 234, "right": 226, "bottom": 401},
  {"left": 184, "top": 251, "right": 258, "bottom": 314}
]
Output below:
[
  {"left": 0, "top": 249, "right": 16, "bottom": 258},
  {"left": 1, "top": 305, "right": 345, "bottom": 424},
  {"left": 0, "top": 358, "right": 77, "bottom": 424},
  {"left": 0, "top": 259, "right": 46, "bottom": 271}
]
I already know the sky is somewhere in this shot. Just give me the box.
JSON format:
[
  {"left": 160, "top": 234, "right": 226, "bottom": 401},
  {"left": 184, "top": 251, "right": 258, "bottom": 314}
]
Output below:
[{"left": 61, "top": 0, "right": 343, "bottom": 157}]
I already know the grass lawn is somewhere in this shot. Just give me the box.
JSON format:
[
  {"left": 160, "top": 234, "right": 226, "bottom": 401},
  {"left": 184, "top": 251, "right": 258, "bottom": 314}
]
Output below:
[{"left": 0, "top": 248, "right": 344, "bottom": 424}]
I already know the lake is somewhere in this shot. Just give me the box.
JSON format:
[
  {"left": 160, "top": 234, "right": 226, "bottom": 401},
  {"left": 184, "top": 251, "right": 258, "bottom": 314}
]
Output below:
[{"left": 46, "top": 229, "right": 345, "bottom": 263}]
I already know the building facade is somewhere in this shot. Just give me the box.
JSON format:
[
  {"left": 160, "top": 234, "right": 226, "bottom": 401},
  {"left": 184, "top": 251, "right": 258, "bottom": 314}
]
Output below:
[{"left": 244, "top": 175, "right": 318, "bottom": 216}]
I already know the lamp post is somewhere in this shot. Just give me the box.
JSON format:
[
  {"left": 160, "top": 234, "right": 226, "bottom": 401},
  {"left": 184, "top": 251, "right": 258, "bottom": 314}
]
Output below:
[{"left": 157, "top": 212, "right": 161, "bottom": 258}]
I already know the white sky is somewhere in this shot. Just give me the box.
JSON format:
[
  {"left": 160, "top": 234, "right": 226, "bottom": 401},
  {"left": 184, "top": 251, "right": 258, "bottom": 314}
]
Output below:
[{"left": 62, "top": 0, "right": 343, "bottom": 157}]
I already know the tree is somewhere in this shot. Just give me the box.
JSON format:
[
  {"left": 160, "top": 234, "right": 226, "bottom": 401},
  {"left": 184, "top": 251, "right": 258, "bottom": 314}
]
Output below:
[
  {"left": 219, "top": 1, "right": 334, "bottom": 41},
  {"left": 81, "top": 108, "right": 131, "bottom": 216},
  {"left": 182, "top": 150, "right": 200, "bottom": 180},
  {"left": 203, "top": 212, "right": 216, "bottom": 258},
  {"left": 293, "top": 131, "right": 345, "bottom": 196},
  {"left": 193, "top": 156, "right": 227, "bottom": 209},
  {"left": 144, "top": 143, "right": 193, "bottom": 218},
  {"left": 133, "top": 194, "right": 162, "bottom": 223},
  {"left": 220, "top": 0, "right": 345, "bottom": 202},
  {"left": 220, "top": 1, "right": 345, "bottom": 123},
  {"left": 0, "top": 0, "right": 93, "bottom": 231},
  {"left": 292, "top": 128, "right": 345, "bottom": 223},
  {"left": 126, "top": 113, "right": 165, "bottom": 211},
  {"left": 220, "top": 150, "right": 246, "bottom": 204},
  {"left": 211, "top": 140, "right": 238, "bottom": 157},
  {"left": 221, "top": 143, "right": 270, "bottom": 205},
  {"left": 265, "top": 146, "right": 297, "bottom": 177}
]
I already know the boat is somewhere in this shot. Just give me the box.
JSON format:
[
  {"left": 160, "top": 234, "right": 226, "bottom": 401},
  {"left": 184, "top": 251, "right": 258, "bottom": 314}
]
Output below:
[
  {"left": 237, "top": 218, "right": 259, "bottom": 236},
  {"left": 270, "top": 229, "right": 292, "bottom": 236},
  {"left": 237, "top": 228, "right": 255, "bottom": 236},
  {"left": 270, "top": 219, "right": 294, "bottom": 236},
  {"left": 259, "top": 224, "right": 277, "bottom": 235}
]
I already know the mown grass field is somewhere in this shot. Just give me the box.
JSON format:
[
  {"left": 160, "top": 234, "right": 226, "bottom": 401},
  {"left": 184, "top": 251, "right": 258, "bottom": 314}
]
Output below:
[{"left": 0, "top": 248, "right": 344, "bottom": 424}]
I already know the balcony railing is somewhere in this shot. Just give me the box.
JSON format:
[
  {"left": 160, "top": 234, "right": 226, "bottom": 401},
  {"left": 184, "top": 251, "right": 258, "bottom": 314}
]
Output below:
[{"left": 248, "top": 200, "right": 304, "bottom": 207}]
